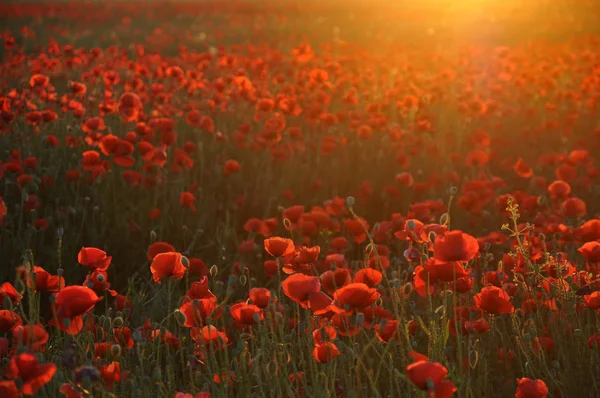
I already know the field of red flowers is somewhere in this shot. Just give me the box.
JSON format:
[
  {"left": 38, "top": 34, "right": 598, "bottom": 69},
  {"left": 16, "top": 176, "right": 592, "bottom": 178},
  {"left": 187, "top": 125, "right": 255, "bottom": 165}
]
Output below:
[{"left": 2, "top": 0, "right": 600, "bottom": 397}]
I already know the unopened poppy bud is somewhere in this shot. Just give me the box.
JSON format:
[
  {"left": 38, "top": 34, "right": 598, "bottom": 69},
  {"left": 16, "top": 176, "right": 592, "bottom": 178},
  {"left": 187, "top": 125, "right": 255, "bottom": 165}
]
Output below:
[
  {"left": 345, "top": 196, "right": 355, "bottom": 207},
  {"left": 150, "top": 230, "right": 157, "bottom": 242},
  {"left": 449, "top": 186, "right": 458, "bottom": 195},
  {"left": 428, "top": 231, "right": 437, "bottom": 243},
  {"left": 56, "top": 227, "right": 64, "bottom": 237},
  {"left": 439, "top": 213, "right": 449, "bottom": 226},
  {"left": 275, "top": 312, "right": 283, "bottom": 324},
  {"left": 239, "top": 275, "right": 247, "bottom": 286},
  {"left": 210, "top": 264, "right": 218, "bottom": 277},
  {"left": 111, "top": 344, "right": 122, "bottom": 357},
  {"left": 152, "top": 366, "right": 162, "bottom": 382},
  {"left": 132, "top": 330, "right": 143, "bottom": 342},
  {"left": 181, "top": 256, "right": 189, "bottom": 268},
  {"left": 174, "top": 310, "right": 186, "bottom": 326},
  {"left": 113, "top": 316, "right": 124, "bottom": 328}
]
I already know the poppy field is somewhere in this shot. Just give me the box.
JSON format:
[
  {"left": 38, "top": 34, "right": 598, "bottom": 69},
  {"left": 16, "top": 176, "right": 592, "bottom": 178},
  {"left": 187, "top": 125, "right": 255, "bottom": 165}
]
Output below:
[{"left": 2, "top": 0, "right": 600, "bottom": 397}]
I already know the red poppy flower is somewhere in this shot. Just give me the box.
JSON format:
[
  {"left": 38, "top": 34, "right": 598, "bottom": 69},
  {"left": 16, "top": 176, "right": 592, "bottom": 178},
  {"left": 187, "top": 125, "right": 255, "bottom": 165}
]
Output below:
[
  {"left": 312, "top": 326, "right": 337, "bottom": 345},
  {"left": 464, "top": 318, "right": 490, "bottom": 334},
  {"left": 150, "top": 252, "right": 187, "bottom": 283},
  {"left": 0, "top": 282, "right": 21, "bottom": 308},
  {"left": 180, "top": 299, "right": 216, "bottom": 327},
  {"left": 147, "top": 241, "right": 176, "bottom": 260},
  {"left": 547, "top": 180, "right": 571, "bottom": 199},
  {"left": 249, "top": 288, "right": 272, "bottom": 308},
  {"left": 584, "top": 291, "right": 600, "bottom": 309},
  {"left": 514, "top": 158, "right": 533, "bottom": 178},
  {"left": 31, "top": 266, "right": 64, "bottom": 292},
  {"left": 434, "top": 230, "right": 479, "bottom": 263},
  {"left": 474, "top": 286, "right": 514, "bottom": 314},
  {"left": 100, "top": 362, "right": 129, "bottom": 389},
  {"left": 0, "top": 310, "right": 22, "bottom": 333},
  {"left": 321, "top": 269, "right": 352, "bottom": 295},
  {"left": 52, "top": 286, "right": 102, "bottom": 334},
  {"left": 375, "top": 319, "right": 401, "bottom": 343},
  {"left": 408, "top": 351, "right": 429, "bottom": 362},
  {"left": 223, "top": 159, "right": 241, "bottom": 175},
  {"left": 12, "top": 323, "right": 49, "bottom": 351},
  {"left": 191, "top": 325, "right": 229, "bottom": 349},
  {"left": 230, "top": 302, "right": 263, "bottom": 326},
  {"left": 264, "top": 237, "right": 295, "bottom": 258},
  {"left": 353, "top": 268, "right": 383, "bottom": 287},
  {"left": 406, "top": 360, "right": 448, "bottom": 390},
  {"left": 333, "top": 283, "right": 381, "bottom": 313},
  {"left": 344, "top": 218, "right": 369, "bottom": 244},
  {"left": 281, "top": 273, "right": 321, "bottom": 308},
  {"left": 180, "top": 191, "right": 197, "bottom": 212},
  {"left": 578, "top": 241, "right": 600, "bottom": 262},
  {"left": 312, "top": 342, "right": 340, "bottom": 363},
  {"left": 114, "top": 326, "right": 134, "bottom": 349},
  {"left": 561, "top": 197, "right": 587, "bottom": 217},
  {"left": 77, "top": 247, "right": 112, "bottom": 271},
  {"left": 295, "top": 246, "right": 321, "bottom": 264},
  {"left": 8, "top": 353, "right": 56, "bottom": 395},
  {"left": 0, "top": 381, "right": 19, "bottom": 398},
  {"left": 183, "top": 278, "right": 216, "bottom": 304},
  {"left": 515, "top": 378, "right": 549, "bottom": 398}
]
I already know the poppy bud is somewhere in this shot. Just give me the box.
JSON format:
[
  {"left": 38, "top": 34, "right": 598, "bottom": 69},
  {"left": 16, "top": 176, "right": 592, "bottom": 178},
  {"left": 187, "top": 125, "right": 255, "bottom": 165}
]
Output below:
[
  {"left": 57, "top": 268, "right": 64, "bottom": 276},
  {"left": 152, "top": 366, "right": 162, "bottom": 382},
  {"left": 239, "top": 275, "right": 247, "bottom": 286},
  {"left": 428, "top": 231, "right": 437, "bottom": 243},
  {"left": 449, "top": 186, "right": 458, "bottom": 195},
  {"left": 113, "top": 316, "right": 124, "bottom": 328},
  {"left": 174, "top": 310, "right": 186, "bottom": 326},
  {"left": 132, "top": 330, "right": 143, "bottom": 342},
  {"left": 346, "top": 196, "right": 355, "bottom": 207},
  {"left": 181, "top": 256, "right": 189, "bottom": 268},
  {"left": 86, "top": 282, "right": 94, "bottom": 289},
  {"left": 210, "top": 264, "right": 218, "bottom": 277},
  {"left": 56, "top": 227, "right": 64, "bottom": 238},
  {"left": 150, "top": 230, "right": 157, "bottom": 242},
  {"left": 111, "top": 344, "right": 122, "bottom": 357}
]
